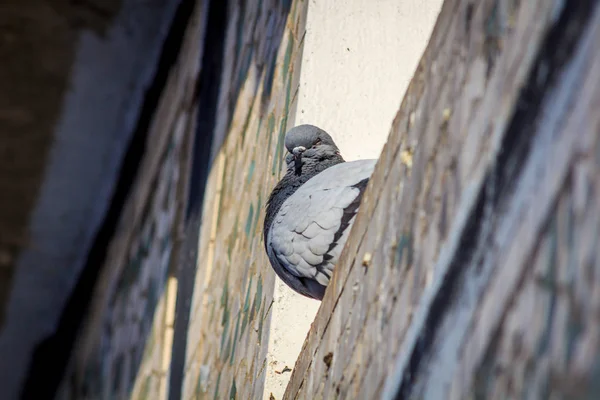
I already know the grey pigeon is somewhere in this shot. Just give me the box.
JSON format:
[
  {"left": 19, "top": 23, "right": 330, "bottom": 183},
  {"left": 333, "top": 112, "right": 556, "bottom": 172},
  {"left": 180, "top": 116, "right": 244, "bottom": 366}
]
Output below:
[{"left": 263, "top": 124, "right": 376, "bottom": 300}]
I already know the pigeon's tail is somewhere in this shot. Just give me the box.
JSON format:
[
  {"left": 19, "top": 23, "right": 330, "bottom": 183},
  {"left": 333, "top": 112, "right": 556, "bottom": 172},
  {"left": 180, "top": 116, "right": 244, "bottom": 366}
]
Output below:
[
  {"left": 302, "top": 279, "right": 327, "bottom": 300},
  {"left": 267, "top": 254, "right": 327, "bottom": 300}
]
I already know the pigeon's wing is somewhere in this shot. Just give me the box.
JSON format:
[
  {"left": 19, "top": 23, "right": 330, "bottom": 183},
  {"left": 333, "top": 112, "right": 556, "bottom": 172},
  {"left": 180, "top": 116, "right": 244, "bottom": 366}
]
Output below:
[{"left": 267, "top": 159, "right": 376, "bottom": 297}]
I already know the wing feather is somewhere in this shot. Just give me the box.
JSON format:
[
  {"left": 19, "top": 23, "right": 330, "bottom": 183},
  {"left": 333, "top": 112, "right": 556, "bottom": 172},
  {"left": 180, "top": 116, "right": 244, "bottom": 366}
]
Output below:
[{"left": 267, "top": 159, "right": 376, "bottom": 294}]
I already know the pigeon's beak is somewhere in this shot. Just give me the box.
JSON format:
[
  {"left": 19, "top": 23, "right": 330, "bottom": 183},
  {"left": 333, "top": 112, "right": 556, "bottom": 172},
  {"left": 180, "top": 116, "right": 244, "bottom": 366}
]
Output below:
[{"left": 292, "top": 146, "right": 306, "bottom": 173}]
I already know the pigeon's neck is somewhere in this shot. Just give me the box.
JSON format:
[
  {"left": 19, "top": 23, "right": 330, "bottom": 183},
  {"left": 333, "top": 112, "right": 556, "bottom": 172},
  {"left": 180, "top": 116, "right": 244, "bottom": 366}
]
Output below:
[
  {"left": 264, "top": 155, "right": 344, "bottom": 243},
  {"left": 290, "top": 154, "right": 344, "bottom": 182}
]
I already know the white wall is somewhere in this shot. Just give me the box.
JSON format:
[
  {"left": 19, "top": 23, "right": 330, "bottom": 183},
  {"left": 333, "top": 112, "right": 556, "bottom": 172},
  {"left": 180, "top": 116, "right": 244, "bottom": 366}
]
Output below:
[{"left": 296, "top": 0, "right": 443, "bottom": 161}]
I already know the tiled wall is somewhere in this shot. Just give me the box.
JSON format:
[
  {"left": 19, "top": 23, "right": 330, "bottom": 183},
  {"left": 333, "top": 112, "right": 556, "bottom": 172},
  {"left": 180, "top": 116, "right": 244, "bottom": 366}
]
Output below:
[
  {"left": 56, "top": 2, "right": 205, "bottom": 398},
  {"left": 468, "top": 149, "right": 600, "bottom": 398},
  {"left": 77, "top": 125, "right": 185, "bottom": 400},
  {"left": 182, "top": 0, "right": 308, "bottom": 399}
]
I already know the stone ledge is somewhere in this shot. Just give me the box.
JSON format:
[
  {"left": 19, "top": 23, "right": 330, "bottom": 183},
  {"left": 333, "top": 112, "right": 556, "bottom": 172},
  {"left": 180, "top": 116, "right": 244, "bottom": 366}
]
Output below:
[{"left": 284, "top": 0, "right": 599, "bottom": 398}]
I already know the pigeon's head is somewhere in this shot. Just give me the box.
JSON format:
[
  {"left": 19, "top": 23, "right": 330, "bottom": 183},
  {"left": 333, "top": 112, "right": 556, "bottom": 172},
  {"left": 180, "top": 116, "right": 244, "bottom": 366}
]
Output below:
[{"left": 284, "top": 124, "right": 341, "bottom": 174}]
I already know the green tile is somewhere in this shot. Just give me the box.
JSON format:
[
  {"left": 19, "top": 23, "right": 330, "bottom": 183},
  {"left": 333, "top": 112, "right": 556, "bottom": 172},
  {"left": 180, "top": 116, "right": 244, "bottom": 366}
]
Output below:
[
  {"left": 240, "top": 277, "right": 253, "bottom": 338},
  {"left": 256, "top": 277, "right": 265, "bottom": 344},
  {"left": 213, "top": 371, "right": 222, "bottom": 400},
  {"left": 229, "top": 312, "right": 241, "bottom": 366},
  {"left": 221, "top": 278, "right": 229, "bottom": 308},
  {"left": 282, "top": 34, "right": 295, "bottom": 84},
  {"left": 229, "top": 379, "right": 237, "bottom": 400},
  {"left": 536, "top": 218, "right": 558, "bottom": 358},
  {"left": 258, "top": 305, "right": 265, "bottom": 344},
  {"left": 220, "top": 312, "right": 230, "bottom": 359},
  {"left": 240, "top": 102, "right": 255, "bottom": 146},
  {"left": 255, "top": 117, "right": 263, "bottom": 140},
  {"left": 253, "top": 278, "right": 263, "bottom": 318},
  {"left": 216, "top": 157, "right": 229, "bottom": 229},
  {"left": 195, "top": 372, "right": 203, "bottom": 399},
  {"left": 209, "top": 299, "right": 216, "bottom": 324},
  {"left": 278, "top": 117, "right": 288, "bottom": 173},
  {"left": 245, "top": 204, "right": 255, "bottom": 236},
  {"left": 275, "top": 80, "right": 294, "bottom": 174},
  {"left": 246, "top": 160, "right": 256, "bottom": 186},
  {"left": 393, "top": 233, "right": 413, "bottom": 268},
  {"left": 220, "top": 279, "right": 231, "bottom": 357},
  {"left": 272, "top": 120, "right": 286, "bottom": 175},
  {"left": 252, "top": 195, "right": 262, "bottom": 239},
  {"left": 266, "top": 115, "right": 275, "bottom": 162},
  {"left": 222, "top": 334, "right": 232, "bottom": 362},
  {"left": 227, "top": 217, "right": 239, "bottom": 261}
]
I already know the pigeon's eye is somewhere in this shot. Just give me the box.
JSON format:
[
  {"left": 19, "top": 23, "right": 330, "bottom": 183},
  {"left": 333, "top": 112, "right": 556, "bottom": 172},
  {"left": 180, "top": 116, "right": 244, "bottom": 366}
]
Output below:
[{"left": 312, "top": 139, "right": 322, "bottom": 148}]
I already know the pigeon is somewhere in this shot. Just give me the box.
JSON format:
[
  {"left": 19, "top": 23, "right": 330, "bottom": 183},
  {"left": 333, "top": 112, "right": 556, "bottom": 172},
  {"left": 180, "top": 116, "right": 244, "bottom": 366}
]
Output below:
[{"left": 263, "top": 124, "right": 377, "bottom": 300}]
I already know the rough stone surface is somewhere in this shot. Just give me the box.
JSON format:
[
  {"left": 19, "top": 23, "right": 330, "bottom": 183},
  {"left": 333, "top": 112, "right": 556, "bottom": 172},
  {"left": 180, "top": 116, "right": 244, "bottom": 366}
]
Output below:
[
  {"left": 443, "top": 5, "right": 600, "bottom": 397},
  {"left": 285, "top": 0, "right": 600, "bottom": 398}
]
